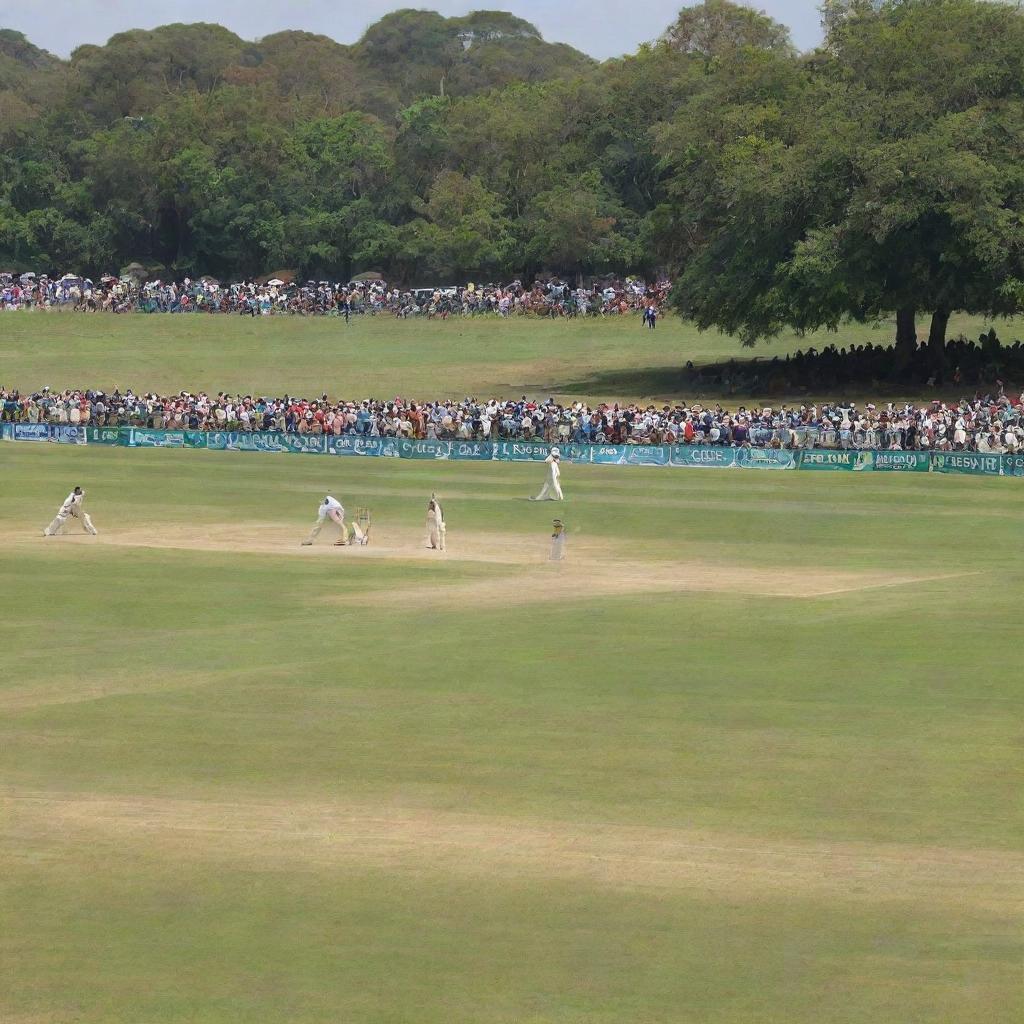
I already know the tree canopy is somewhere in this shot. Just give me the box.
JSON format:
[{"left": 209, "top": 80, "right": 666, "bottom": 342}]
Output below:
[{"left": 0, "top": 0, "right": 1021, "bottom": 370}]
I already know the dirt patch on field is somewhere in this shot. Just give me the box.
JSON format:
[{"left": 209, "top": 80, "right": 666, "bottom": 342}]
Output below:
[
  {"left": 5, "top": 791, "right": 1019, "bottom": 912},
  {"left": 5, "top": 523, "right": 970, "bottom": 601}
]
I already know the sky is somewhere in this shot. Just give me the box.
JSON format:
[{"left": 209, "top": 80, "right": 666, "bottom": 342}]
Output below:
[{"left": 2, "top": 1, "right": 825, "bottom": 60}]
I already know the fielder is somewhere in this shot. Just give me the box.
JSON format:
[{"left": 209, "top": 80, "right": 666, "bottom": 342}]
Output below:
[
  {"left": 43, "top": 486, "right": 98, "bottom": 536},
  {"left": 530, "top": 447, "right": 564, "bottom": 501},
  {"left": 425, "top": 494, "right": 446, "bottom": 550},
  {"left": 302, "top": 495, "right": 366, "bottom": 546}
]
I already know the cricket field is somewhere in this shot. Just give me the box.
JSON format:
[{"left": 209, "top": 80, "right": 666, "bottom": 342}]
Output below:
[{"left": 1, "top": 318, "right": 1022, "bottom": 1023}]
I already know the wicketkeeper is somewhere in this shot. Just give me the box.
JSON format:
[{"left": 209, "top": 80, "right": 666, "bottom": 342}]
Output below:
[
  {"left": 44, "top": 486, "right": 98, "bottom": 536},
  {"left": 549, "top": 518, "right": 566, "bottom": 561}
]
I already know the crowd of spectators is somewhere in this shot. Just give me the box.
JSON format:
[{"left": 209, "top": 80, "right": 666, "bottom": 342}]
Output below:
[
  {"left": 0, "top": 272, "right": 667, "bottom": 318},
  {"left": 4, "top": 387, "right": 1023, "bottom": 452},
  {"left": 687, "top": 331, "right": 1024, "bottom": 394}
]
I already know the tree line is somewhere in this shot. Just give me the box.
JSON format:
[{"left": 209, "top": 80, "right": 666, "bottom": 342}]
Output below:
[{"left": 1, "top": 1, "right": 1022, "bottom": 364}]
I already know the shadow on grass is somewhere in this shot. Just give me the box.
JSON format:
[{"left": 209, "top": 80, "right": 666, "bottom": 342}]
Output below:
[{"left": 546, "top": 331, "right": 1024, "bottom": 401}]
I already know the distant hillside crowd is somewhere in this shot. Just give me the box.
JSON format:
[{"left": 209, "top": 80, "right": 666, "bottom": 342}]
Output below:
[{"left": 0, "top": 272, "right": 669, "bottom": 317}]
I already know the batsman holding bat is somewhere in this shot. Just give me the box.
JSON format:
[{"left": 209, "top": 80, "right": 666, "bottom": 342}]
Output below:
[{"left": 43, "top": 486, "right": 98, "bottom": 537}]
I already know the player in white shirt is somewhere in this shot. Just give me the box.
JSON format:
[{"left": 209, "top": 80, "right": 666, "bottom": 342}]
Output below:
[
  {"left": 529, "top": 447, "right": 564, "bottom": 501},
  {"left": 425, "top": 494, "right": 446, "bottom": 550},
  {"left": 43, "top": 486, "right": 98, "bottom": 536},
  {"left": 302, "top": 495, "right": 366, "bottom": 546}
]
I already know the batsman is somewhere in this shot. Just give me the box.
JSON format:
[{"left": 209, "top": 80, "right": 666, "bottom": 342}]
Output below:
[
  {"left": 425, "top": 494, "right": 446, "bottom": 550},
  {"left": 43, "top": 486, "right": 98, "bottom": 537}
]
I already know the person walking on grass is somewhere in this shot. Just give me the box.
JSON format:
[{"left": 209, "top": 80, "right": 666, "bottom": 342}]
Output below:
[{"left": 530, "top": 447, "right": 564, "bottom": 501}]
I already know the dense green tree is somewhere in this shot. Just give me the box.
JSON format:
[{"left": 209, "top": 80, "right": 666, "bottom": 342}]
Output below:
[
  {"left": 662, "top": 0, "right": 794, "bottom": 57},
  {"left": 1, "top": 0, "right": 1019, "bottom": 348},
  {"left": 659, "top": 0, "right": 1024, "bottom": 378}
]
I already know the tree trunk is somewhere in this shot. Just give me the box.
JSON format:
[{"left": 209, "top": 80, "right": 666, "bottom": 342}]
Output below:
[
  {"left": 896, "top": 307, "right": 916, "bottom": 350},
  {"left": 928, "top": 308, "right": 949, "bottom": 384},
  {"left": 891, "top": 305, "right": 916, "bottom": 380}
]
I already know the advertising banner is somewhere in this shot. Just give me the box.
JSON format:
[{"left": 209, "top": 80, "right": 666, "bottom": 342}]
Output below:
[
  {"left": 669, "top": 446, "right": 737, "bottom": 469},
  {"left": 127, "top": 428, "right": 188, "bottom": 447},
  {"left": 734, "top": 447, "right": 797, "bottom": 470},
  {"left": 798, "top": 450, "right": 874, "bottom": 471},
  {"left": 12, "top": 423, "right": 50, "bottom": 441},
  {"left": 86, "top": 426, "right": 122, "bottom": 445},
  {"left": 7, "top": 422, "right": 1024, "bottom": 484},
  {"left": 1000, "top": 453, "right": 1024, "bottom": 478},
  {"left": 447, "top": 440, "right": 494, "bottom": 461},
  {"left": 50, "top": 425, "right": 88, "bottom": 444},
  {"left": 328, "top": 436, "right": 389, "bottom": 457},
  {"left": 494, "top": 441, "right": 557, "bottom": 462},
  {"left": 395, "top": 438, "right": 455, "bottom": 460},
  {"left": 872, "top": 451, "right": 931, "bottom": 473},
  {"left": 280, "top": 434, "right": 328, "bottom": 455},
  {"left": 588, "top": 444, "right": 670, "bottom": 466},
  {"left": 931, "top": 452, "right": 1003, "bottom": 476}
]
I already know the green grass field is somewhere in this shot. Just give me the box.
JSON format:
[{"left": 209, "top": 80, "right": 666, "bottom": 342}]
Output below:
[
  {"left": 3, "top": 315, "right": 1023, "bottom": 1022},
  {"left": 1, "top": 310, "right": 1018, "bottom": 403},
  {"left": 2, "top": 439, "right": 1021, "bottom": 1024}
]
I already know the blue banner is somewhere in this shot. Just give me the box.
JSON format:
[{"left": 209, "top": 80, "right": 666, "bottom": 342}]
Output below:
[
  {"left": 12, "top": 423, "right": 50, "bottom": 441},
  {"left": 0, "top": 422, "right": 13, "bottom": 441},
  {"left": 50, "top": 425, "right": 88, "bottom": 444}
]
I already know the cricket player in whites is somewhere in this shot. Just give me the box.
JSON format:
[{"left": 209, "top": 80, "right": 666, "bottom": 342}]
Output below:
[
  {"left": 44, "top": 486, "right": 98, "bottom": 536},
  {"left": 530, "top": 447, "right": 564, "bottom": 501},
  {"left": 302, "top": 495, "right": 366, "bottom": 546},
  {"left": 425, "top": 494, "right": 446, "bottom": 550}
]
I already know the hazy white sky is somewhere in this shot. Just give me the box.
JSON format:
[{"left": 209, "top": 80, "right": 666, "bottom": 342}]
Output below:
[{"left": 2, "top": 1, "right": 825, "bottom": 59}]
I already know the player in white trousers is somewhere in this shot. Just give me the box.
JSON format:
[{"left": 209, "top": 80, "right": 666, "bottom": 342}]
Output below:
[
  {"left": 302, "top": 495, "right": 366, "bottom": 546},
  {"left": 425, "top": 494, "right": 446, "bottom": 550},
  {"left": 530, "top": 447, "right": 564, "bottom": 501},
  {"left": 43, "top": 486, "right": 98, "bottom": 536}
]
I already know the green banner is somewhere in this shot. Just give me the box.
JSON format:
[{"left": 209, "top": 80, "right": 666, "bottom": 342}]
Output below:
[
  {"left": 669, "top": 446, "right": 737, "bottom": 469},
  {"left": 872, "top": 451, "right": 931, "bottom": 473},
  {"left": 1001, "top": 453, "right": 1024, "bottom": 477},
  {"left": 734, "top": 448, "right": 798, "bottom": 470},
  {"left": 931, "top": 452, "right": 1003, "bottom": 476},
  {"left": 86, "top": 426, "right": 122, "bottom": 445},
  {"left": 798, "top": 449, "right": 874, "bottom": 471}
]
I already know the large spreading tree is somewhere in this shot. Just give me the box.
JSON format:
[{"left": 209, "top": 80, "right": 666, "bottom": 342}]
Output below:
[{"left": 660, "top": 0, "right": 1024, "bottom": 378}]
